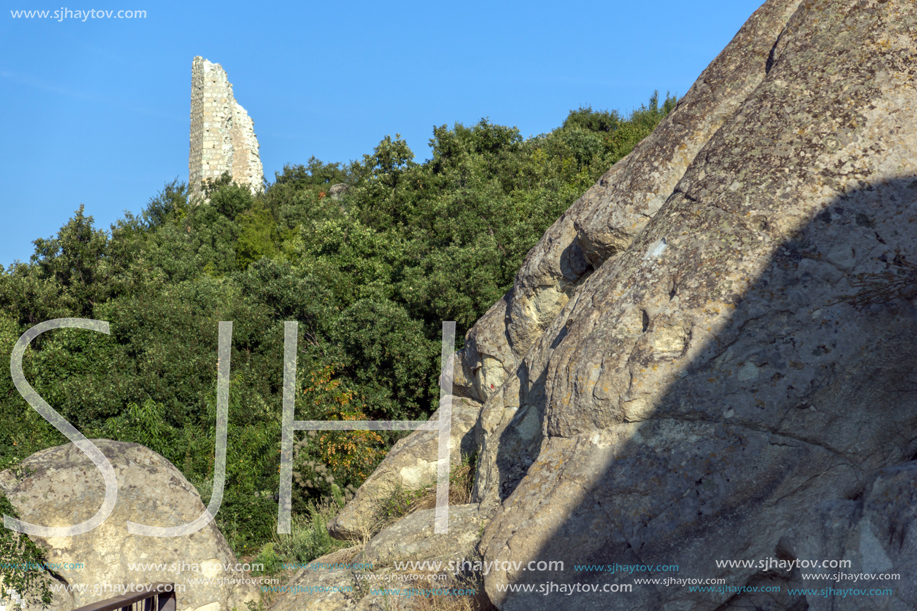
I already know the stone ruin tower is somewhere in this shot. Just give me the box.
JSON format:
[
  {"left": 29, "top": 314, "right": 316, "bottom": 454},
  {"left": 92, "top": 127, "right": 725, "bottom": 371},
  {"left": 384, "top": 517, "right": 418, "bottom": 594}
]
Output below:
[{"left": 188, "top": 57, "right": 264, "bottom": 195}]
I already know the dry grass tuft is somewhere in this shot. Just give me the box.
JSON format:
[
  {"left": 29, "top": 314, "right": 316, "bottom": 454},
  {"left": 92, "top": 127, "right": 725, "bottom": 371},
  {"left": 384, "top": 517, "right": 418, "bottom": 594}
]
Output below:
[
  {"left": 843, "top": 257, "right": 917, "bottom": 309},
  {"left": 409, "top": 464, "right": 474, "bottom": 512},
  {"left": 372, "top": 462, "right": 475, "bottom": 534}
]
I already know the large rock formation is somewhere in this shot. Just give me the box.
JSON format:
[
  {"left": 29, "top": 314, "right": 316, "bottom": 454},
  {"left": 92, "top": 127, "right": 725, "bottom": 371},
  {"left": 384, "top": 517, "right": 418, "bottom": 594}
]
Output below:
[
  {"left": 784, "top": 462, "right": 917, "bottom": 610},
  {"left": 453, "top": 0, "right": 806, "bottom": 404},
  {"left": 360, "top": 504, "right": 487, "bottom": 567},
  {"left": 0, "top": 440, "right": 259, "bottom": 611},
  {"left": 265, "top": 548, "right": 359, "bottom": 611},
  {"left": 270, "top": 506, "right": 488, "bottom": 611},
  {"left": 189, "top": 57, "right": 264, "bottom": 196},
  {"left": 469, "top": 0, "right": 917, "bottom": 609},
  {"left": 329, "top": 396, "right": 481, "bottom": 540}
]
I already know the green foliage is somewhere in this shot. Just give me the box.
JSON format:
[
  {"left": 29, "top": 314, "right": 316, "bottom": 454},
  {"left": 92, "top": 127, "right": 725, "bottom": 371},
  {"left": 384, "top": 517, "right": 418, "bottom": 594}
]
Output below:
[
  {"left": 331, "top": 299, "right": 436, "bottom": 419},
  {"left": 274, "top": 157, "right": 350, "bottom": 190},
  {"left": 0, "top": 493, "right": 52, "bottom": 607},
  {"left": 24, "top": 205, "right": 112, "bottom": 318},
  {"left": 331, "top": 482, "right": 346, "bottom": 509},
  {"left": 0, "top": 91, "right": 675, "bottom": 557},
  {"left": 142, "top": 179, "right": 190, "bottom": 229},
  {"left": 236, "top": 202, "right": 280, "bottom": 268},
  {"left": 252, "top": 543, "right": 281, "bottom": 575},
  {"left": 201, "top": 171, "right": 237, "bottom": 197},
  {"left": 270, "top": 501, "right": 347, "bottom": 569},
  {"left": 291, "top": 366, "right": 383, "bottom": 513},
  {"left": 563, "top": 106, "right": 622, "bottom": 133}
]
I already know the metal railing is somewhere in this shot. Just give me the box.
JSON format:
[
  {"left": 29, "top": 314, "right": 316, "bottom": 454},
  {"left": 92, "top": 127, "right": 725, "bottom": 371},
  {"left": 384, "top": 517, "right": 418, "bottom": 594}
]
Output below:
[{"left": 72, "top": 583, "right": 176, "bottom": 611}]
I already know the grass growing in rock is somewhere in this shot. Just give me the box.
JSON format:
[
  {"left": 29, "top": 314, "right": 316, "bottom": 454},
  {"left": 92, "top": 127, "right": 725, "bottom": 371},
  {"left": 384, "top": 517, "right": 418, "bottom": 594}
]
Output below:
[
  {"left": 248, "top": 495, "right": 359, "bottom": 609},
  {"left": 252, "top": 454, "right": 475, "bottom": 576},
  {"left": 376, "top": 454, "right": 476, "bottom": 532},
  {"left": 253, "top": 496, "right": 351, "bottom": 575},
  {"left": 249, "top": 454, "right": 494, "bottom": 609}
]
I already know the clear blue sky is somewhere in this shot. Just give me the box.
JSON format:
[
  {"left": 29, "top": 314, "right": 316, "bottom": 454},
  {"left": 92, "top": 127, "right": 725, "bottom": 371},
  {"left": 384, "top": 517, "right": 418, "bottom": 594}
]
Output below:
[{"left": 0, "top": 1, "right": 764, "bottom": 268}]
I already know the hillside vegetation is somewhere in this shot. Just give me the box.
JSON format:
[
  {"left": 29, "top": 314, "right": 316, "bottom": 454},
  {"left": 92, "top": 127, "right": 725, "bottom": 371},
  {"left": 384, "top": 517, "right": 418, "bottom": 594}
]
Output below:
[{"left": 0, "top": 93, "right": 676, "bottom": 555}]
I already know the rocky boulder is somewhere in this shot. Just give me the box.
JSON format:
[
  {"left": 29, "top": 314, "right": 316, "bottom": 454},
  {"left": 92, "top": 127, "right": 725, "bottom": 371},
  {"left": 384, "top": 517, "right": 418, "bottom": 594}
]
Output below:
[
  {"left": 453, "top": 0, "right": 806, "bottom": 405},
  {"left": 361, "top": 504, "right": 487, "bottom": 567},
  {"left": 0, "top": 439, "right": 258, "bottom": 611},
  {"left": 270, "top": 505, "right": 488, "bottom": 611},
  {"left": 265, "top": 548, "right": 360, "bottom": 611},
  {"left": 466, "top": 0, "right": 917, "bottom": 609},
  {"left": 329, "top": 184, "right": 350, "bottom": 200},
  {"left": 782, "top": 461, "right": 917, "bottom": 610},
  {"left": 329, "top": 396, "right": 481, "bottom": 540}
]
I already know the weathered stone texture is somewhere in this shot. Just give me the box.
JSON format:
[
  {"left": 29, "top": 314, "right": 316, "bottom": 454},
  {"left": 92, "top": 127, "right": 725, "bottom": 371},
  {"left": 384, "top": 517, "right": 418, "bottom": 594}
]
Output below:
[
  {"left": 0, "top": 440, "right": 258, "bottom": 611},
  {"left": 453, "top": 0, "right": 805, "bottom": 407},
  {"left": 784, "top": 462, "right": 917, "bottom": 610},
  {"left": 329, "top": 184, "right": 350, "bottom": 200},
  {"left": 189, "top": 57, "right": 264, "bottom": 195},
  {"left": 361, "top": 504, "right": 487, "bottom": 567},
  {"left": 270, "top": 506, "right": 488, "bottom": 611},
  {"left": 266, "top": 548, "right": 359, "bottom": 611},
  {"left": 467, "top": 0, "right": 917, "bottom": 609},
  {"left": 328, "top": 396, "right": 482, "bottom": 540}
]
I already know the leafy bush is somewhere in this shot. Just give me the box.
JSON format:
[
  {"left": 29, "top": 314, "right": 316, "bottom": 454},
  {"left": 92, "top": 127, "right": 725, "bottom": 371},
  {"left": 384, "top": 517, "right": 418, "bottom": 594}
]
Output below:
[
  {"left": 292, "top": 366, "right": 385, "bottom": 512},
  {"left": 252, "top": 543, "right": 282, "bottom": 575},
  {"left": 269, "top": 500, "right": 348, "bottom": 569}
]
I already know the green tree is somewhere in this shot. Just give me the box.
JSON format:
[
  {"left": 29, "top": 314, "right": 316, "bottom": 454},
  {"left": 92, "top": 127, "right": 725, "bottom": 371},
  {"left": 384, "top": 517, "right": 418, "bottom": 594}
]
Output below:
[
  {"left": 236, "top": 202, "right": 280, "bottom": 268},
  {"left": 29, "top": 205, "right": 110, "bottom": 317}
]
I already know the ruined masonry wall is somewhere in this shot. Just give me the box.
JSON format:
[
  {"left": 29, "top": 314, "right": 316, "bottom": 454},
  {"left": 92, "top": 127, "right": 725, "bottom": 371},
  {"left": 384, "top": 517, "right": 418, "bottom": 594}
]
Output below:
[{"left": 189, "top": 56, "right": 264, "bottom": 195}]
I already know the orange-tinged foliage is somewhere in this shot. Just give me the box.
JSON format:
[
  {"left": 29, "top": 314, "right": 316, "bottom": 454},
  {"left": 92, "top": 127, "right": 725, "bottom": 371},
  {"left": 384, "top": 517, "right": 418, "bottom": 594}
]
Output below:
[{"left": 302, "top": 365, "right": 386, "bottom": 482}]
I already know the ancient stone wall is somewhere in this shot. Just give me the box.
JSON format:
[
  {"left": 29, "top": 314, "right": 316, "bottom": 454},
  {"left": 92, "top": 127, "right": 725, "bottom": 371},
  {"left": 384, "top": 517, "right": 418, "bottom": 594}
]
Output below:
[{"left": 188, "top": 56, "right": 263, "bottom": 195}]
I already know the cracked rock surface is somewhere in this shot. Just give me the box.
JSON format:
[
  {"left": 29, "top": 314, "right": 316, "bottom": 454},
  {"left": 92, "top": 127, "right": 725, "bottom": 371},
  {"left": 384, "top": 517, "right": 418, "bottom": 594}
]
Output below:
[
  {"left": 0, "top": 440, "right": 258, "bottom": 611},
  {"left": 464, "top": 0, "right": 917, "bottom": 609},
  {"left": 452, "top": 0, "right": 806, "bottom": 406},
  {"left": 328, "top": 396, "right": 481, "bottom": 540}
]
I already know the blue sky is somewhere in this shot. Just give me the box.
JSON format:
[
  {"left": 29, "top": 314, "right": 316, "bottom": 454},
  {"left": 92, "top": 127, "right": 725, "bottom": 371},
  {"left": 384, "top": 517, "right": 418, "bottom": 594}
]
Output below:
[{"left": 0, "top": 1, "right": 763, "bottom": 268}]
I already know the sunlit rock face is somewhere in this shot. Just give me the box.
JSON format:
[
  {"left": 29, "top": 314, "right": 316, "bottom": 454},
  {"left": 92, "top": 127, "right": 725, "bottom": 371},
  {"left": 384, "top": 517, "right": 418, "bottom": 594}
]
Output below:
[
  {"left": 452, "top": 0, "right": 807, "bottom": 408},
  {"left": 466, "top": 0, "right": 917, "bottom": 609},
  {"left": 0, "top": 440, "right": 258, "bottom": 611}
]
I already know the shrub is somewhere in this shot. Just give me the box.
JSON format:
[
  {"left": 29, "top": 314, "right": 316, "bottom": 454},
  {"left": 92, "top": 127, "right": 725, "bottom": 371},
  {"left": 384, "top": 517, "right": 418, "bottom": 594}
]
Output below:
[
  {"left": 252, "top": 543, "right": 281, "bottom": 575},
  {"left": 271, "top": 500, "right": 348, "bottom": 568},
  {"left": 292, "top": 365, "right": 386, "bottom": 510}
]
